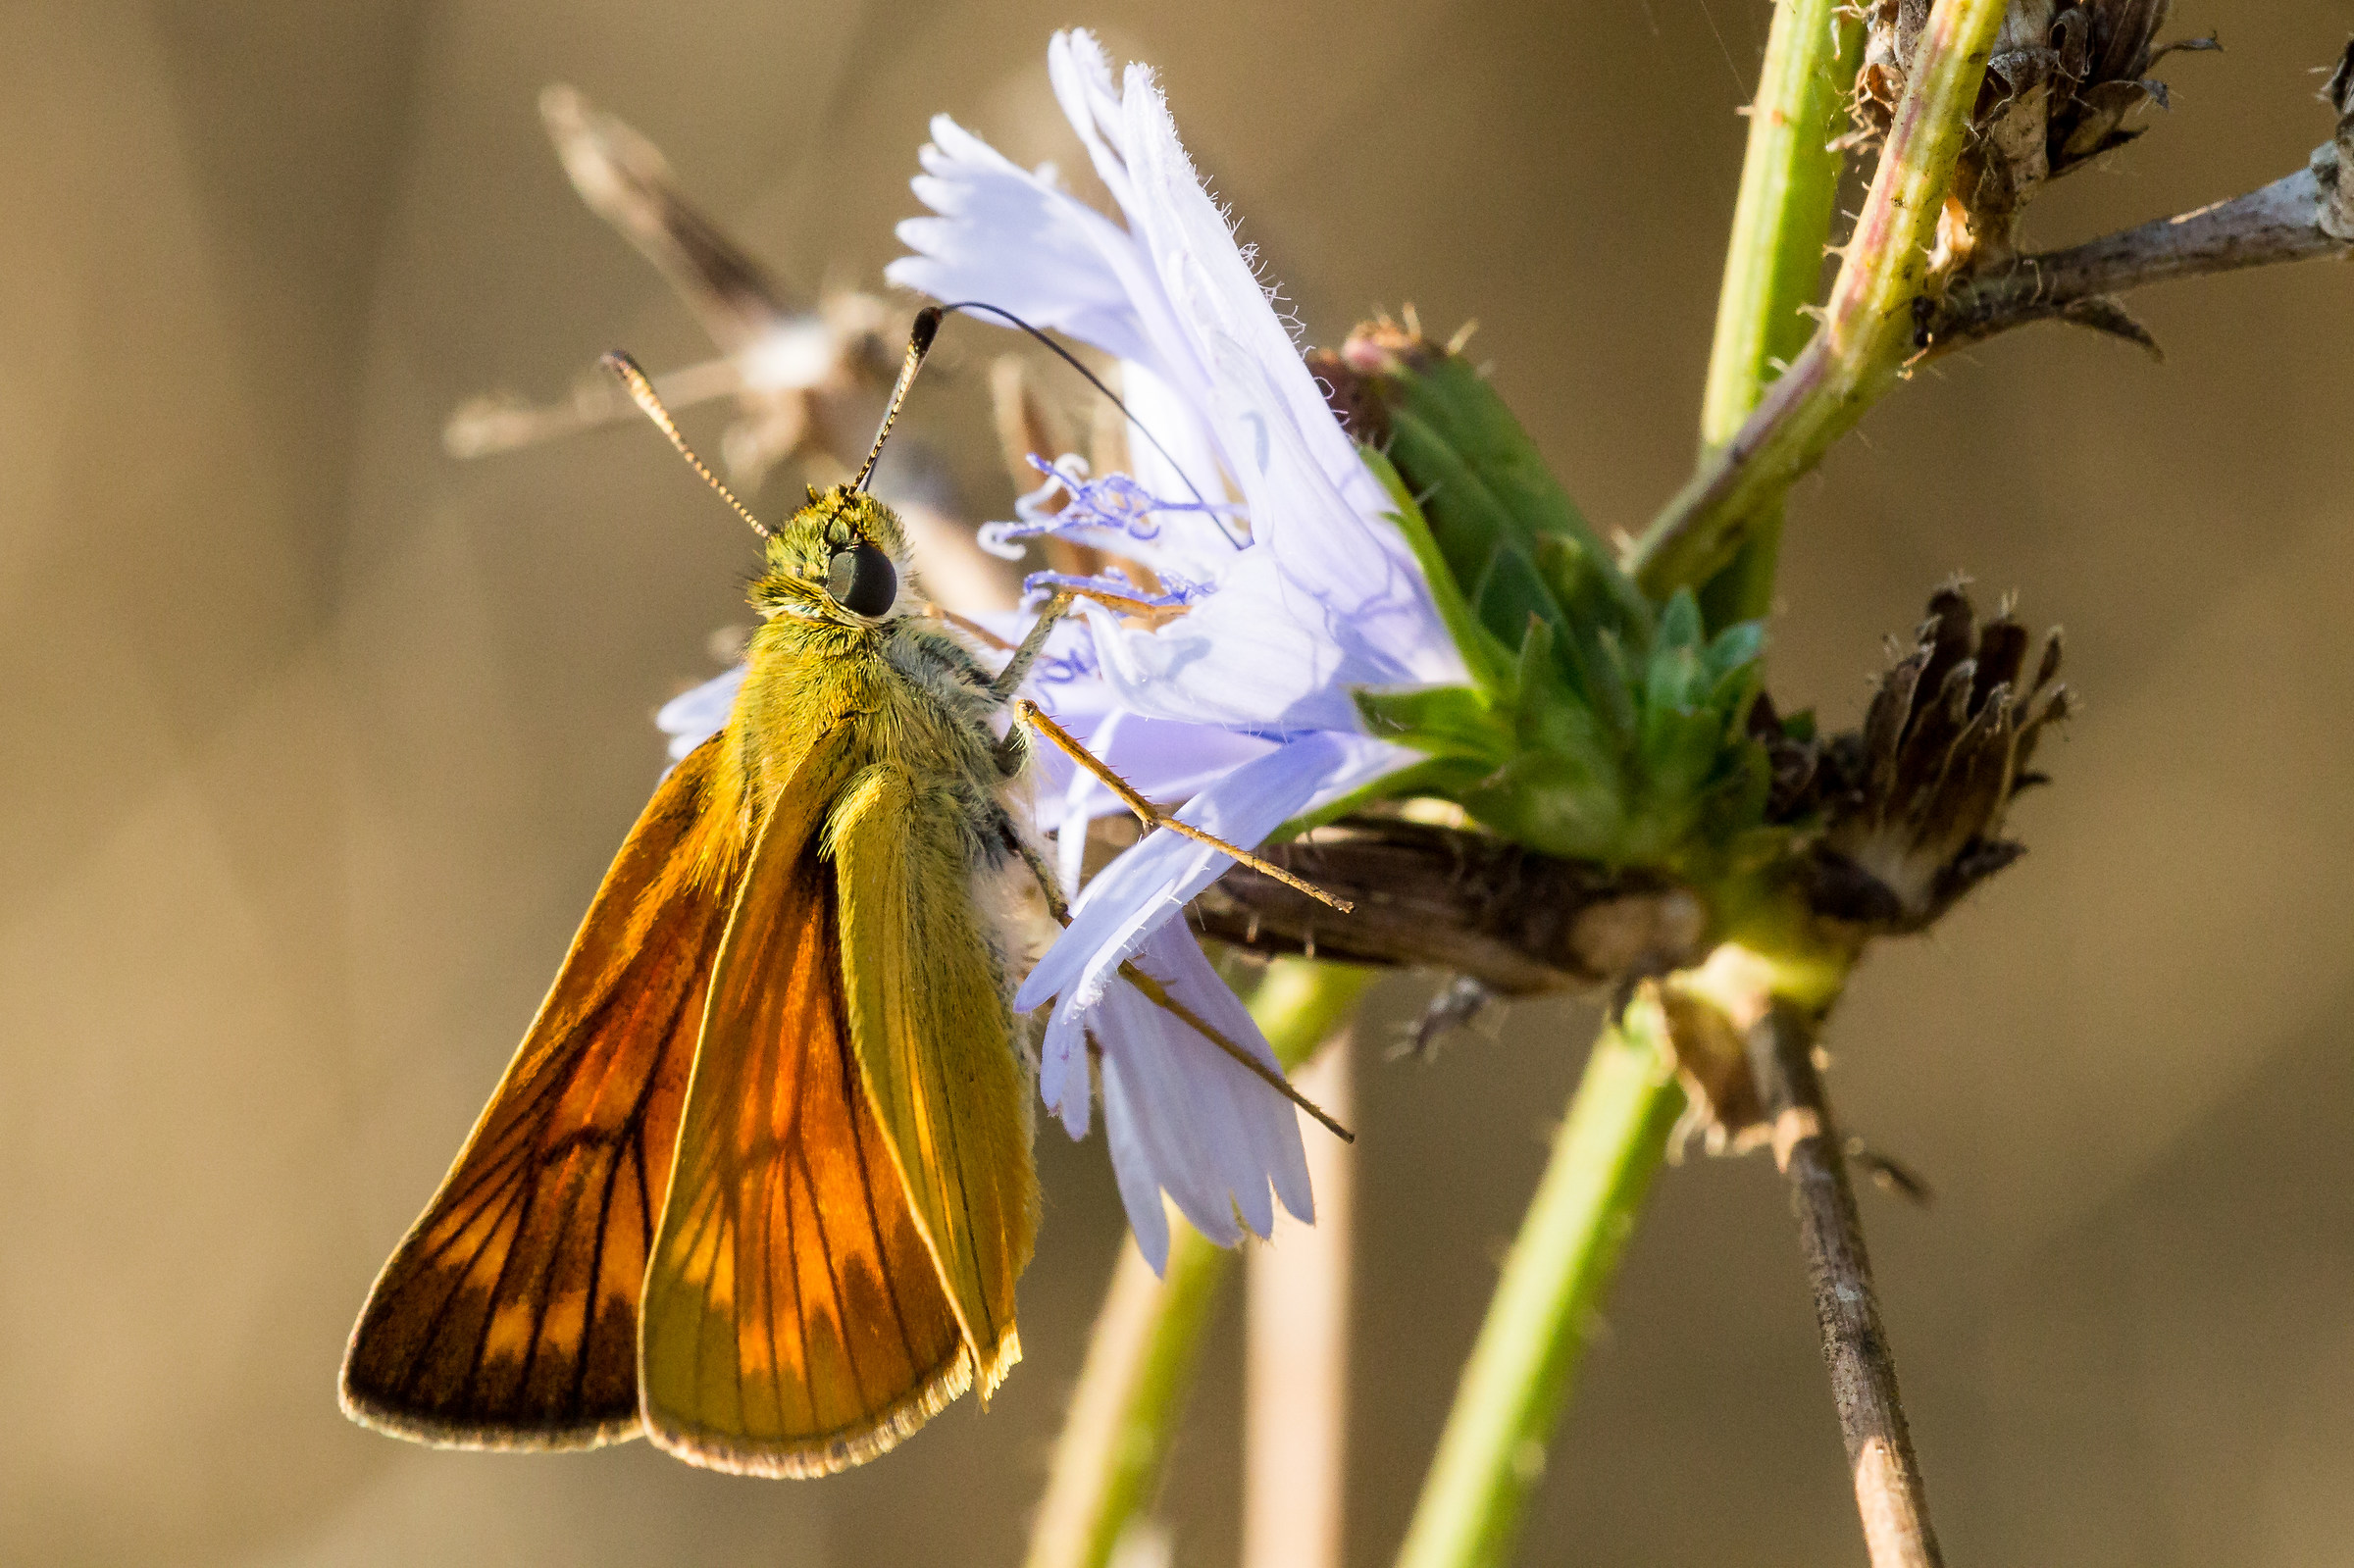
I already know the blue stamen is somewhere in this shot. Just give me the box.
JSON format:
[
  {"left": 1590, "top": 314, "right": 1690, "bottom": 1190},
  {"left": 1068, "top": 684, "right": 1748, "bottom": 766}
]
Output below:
[
  {"left": 980, "top": 455, "right": 1242, "bottom": 559},
  {"left": 1022, "top": 565, "right": 1207, "bottom": 611}
]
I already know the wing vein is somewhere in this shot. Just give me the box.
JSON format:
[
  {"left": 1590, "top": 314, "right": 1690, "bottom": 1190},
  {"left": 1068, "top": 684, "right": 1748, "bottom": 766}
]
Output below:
[
  {"left": 457, "top": 1163, "right": 547, "bottom": 1406},
  {"left": 396, "top": 1177, "right": 532, "bottom": 1400},
  {"left": 842, "top": 1064, "right": 923, "bottom": 1375},
  {"left": 571, "top": 1135, "right": 626, "bottom": 1417}
]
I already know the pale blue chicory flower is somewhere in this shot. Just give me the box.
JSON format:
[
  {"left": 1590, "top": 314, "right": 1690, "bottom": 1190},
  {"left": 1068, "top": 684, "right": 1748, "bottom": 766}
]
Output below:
[{"left": 878, "top": 30, "right": 1468, "bottom": 1268}]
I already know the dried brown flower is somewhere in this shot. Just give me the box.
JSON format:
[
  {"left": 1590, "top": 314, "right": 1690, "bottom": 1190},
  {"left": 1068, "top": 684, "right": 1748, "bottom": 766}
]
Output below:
[
  {"left": 1855, "top": 1, "right": 2218, "bottom": 268},
  {"left": 1797, "top": 584, "right": 2071, "bottom": 932}
]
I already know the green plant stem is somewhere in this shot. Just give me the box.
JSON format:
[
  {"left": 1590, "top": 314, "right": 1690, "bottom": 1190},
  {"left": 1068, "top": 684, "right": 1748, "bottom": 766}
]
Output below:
[
  {"left": 1700, "top": 0, "right": 1866, "bottom": 440},
  {"left": 1696, "top": 0, "right": 1865, "bottom": 629},
  {"left": 1023, "top": 959, "right": 1373, "bottom": 1568},
  {"left": 1393, "top": 1002, "right": 1685, "bottom": 1568},
  {"left": 1634, "top": 0, "right": 2012, "bottom": 599}
]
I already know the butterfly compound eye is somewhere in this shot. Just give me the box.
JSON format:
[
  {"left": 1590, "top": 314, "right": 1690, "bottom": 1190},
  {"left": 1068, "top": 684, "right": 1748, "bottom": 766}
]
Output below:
[{"left": 828, "top": 539, "right": 898, "bottom": 618}]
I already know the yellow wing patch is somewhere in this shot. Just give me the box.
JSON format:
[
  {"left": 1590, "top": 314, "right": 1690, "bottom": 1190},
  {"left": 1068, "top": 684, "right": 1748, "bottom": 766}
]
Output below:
[{"left": 829, "top": 764, "right": 1036, "bottom": 1397}]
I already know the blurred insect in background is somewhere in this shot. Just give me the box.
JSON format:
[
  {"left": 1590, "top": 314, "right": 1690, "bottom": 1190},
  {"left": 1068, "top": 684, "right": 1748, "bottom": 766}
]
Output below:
[{"left": 341, "top": 306, "right": 1346, "bottom": 1476}]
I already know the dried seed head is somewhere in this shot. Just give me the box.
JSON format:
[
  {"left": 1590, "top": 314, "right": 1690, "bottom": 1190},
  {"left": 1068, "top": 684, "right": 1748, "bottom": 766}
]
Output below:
[
  {"left": 1799, "top": 583, "right": 2070, "bottom": 932},
  {"left": 1853, "top": 1, "right": 2218, "bottom": 269}
]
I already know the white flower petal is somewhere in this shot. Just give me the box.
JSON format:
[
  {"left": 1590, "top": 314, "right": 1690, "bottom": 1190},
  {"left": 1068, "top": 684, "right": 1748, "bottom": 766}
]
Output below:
[
  {"left": 655, "top": 664, "right": 744, "bottom": 759},
  {"left": 1099, "top": 1055, "right": 1173, "bottom": 1270},
  {"left": 1016, "top": 730, "right": 1410, "bottom": 1016},
  {"left": 1116, "top": 358, "right": 1231, "bottom": 533},
  {"left": 886, "top": 116, "right": 1163, "bottom": 374},
  {"left": 1055, "top": 709, "right": 1121, "bottom": 899},
  {"left": 1142, "top": 927, "right": 1314, "bottom": 1227},
  {"left": 884, "top": 30, "right": 1481, "bottom": 1273},
  {"left": 1077, "top": 553, "right": 1447, "bottom": 734},
  {"left": 1047, "top": 30, "right": 1136, "bottom": 213},
  {"left": 897, "top": 42, "right": 1467, "bottom": 733},
  {"left": 1100, "top": 981, "right": 1246, "bottom": 1245},
  {"left": 1038, "top": 986, "right": 1096, "bottom": 1142},
  {"left": 1087, "top": 923, "right": 1312, "bottom": 1272}
]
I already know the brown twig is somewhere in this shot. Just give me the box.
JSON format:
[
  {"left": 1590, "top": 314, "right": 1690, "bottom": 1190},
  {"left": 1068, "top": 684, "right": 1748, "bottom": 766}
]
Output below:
[
  {"left": 1927, "top": 126, "right": 2354, "bottom": 354},
  {"left": 1747, "top": 1004, "right": 1943, "bottom": 1568},
  {"left": 1184, "top": 818, "right": 1707, "bottom": 994}
]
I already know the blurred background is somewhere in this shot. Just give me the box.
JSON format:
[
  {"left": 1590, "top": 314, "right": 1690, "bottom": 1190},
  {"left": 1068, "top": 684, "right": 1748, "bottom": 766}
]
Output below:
[{"left": 5, "top": 2, "right": 2352, "bottom": 1563}]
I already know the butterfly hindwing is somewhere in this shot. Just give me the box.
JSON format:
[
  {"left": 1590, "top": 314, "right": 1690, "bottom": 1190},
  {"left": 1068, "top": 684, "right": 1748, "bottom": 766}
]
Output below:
[
  {"left": 638, "top": 742, "right": 972, "bottom": 1477},
  {"left": 830, "top": 763, "right": 1035, "bottom": 1397},
  {"left": 340, "top": 736, "right": 735, "bottom": 1447}
]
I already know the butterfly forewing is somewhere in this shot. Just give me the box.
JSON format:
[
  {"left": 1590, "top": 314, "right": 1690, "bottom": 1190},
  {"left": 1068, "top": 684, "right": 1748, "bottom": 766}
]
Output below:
[
  {"left": 639, "top": 751, "right": 971, "bottom": 1477},
  {"left": 341, "top": 737, "right": 736, "bottom": 1446}
]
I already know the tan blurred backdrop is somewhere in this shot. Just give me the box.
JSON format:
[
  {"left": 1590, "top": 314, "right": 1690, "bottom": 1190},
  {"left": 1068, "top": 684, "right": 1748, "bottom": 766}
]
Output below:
[{"left": 5, "top": 2, "right": 2353, "bottom": 1564}]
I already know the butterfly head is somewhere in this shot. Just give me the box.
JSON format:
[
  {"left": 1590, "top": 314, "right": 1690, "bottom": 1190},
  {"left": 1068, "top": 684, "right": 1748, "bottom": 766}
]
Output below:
[{"left": 755, "top": 485, "right": 913, "bottom": 627}]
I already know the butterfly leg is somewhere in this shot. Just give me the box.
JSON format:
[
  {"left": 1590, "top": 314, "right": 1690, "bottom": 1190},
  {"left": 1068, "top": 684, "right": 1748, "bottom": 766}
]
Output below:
[
  {"left": 991, "top": 801, "right": 1070, "bottom": 926},
  {"left": 994, "top": 728, "right": 1358, "bottom": 1140},
  {"left": 1008, "top": 699, "right": 1354, "bottom": 914},
  {"left": 988, "top": 582, "right": 1193, "bottom": 701},
  {"left": 992, "top": 712, "right": 1034, "bottom": 782},
  {"left": 989, "top": 593, "right": 1076, "bottom": 700}
]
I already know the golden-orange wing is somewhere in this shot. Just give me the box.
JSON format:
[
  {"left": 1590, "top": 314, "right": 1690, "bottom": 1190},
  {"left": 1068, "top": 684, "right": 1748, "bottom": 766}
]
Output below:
[
  {"left": 340, "top": 736, "right": 737, "bottom": 1447},
  {"left": 638, "top": 753, "right": 971, "bottom": 1476}
]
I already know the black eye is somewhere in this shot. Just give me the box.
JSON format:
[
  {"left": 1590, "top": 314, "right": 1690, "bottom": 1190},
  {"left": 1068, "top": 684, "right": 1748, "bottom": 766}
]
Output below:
[{"left": 829, "top": 539, "right": 897, "bottom": 618}]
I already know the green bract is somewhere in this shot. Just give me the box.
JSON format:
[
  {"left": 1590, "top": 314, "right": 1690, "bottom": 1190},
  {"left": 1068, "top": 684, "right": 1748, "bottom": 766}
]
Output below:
[{"left": 1348, "top": 346, "right": 1772, "bottom": 873}]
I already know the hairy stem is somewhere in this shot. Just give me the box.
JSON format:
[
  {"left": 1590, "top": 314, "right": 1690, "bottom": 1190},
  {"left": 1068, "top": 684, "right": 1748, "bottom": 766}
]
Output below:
[
  {"left": 1632, "top": 0, "right": 2012, "bottom": 598},
  {"left": 1023, "top": 960, "right": 1372, "bottom": 1568},
  {"left": 1394, "top": 1000, "right": 1685, "bottom": 1568},
  {"left": 1697, "top": 0, "right": 1866, "bottom": 627},
  {"left": 1747, "top": 1003, "right": 1943, "bottom": 1568}
]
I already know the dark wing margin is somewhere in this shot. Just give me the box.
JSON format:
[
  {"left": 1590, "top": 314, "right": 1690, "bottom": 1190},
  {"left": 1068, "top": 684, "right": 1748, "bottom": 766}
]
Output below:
[{"left": 339, "top": 737, "right": 735, "bottom": 1448}]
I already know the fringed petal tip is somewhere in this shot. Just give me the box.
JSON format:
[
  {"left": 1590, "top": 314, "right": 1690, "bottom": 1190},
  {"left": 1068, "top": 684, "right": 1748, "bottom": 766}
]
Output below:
[{"left": 1053, "top": 925, "right": 1313, "bottom": 1276}]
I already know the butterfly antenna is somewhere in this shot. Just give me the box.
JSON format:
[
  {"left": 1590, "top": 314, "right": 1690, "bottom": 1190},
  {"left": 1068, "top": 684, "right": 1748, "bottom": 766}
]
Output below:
[
  {"left": 935, "top": 299, "right": 1236, "bottom": 543},
  {"left": 852, "top": 306, "right": 944, "bottom": 492},
  {"left": 601, "top": 351, "right": 773, "bottom": 538}
]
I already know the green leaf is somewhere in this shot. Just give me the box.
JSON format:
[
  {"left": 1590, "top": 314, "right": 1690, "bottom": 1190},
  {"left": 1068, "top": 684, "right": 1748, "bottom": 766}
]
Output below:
[
  {"left": 1354, "top": 684, "right": 1514, "bottom": 763},
  {"left": 1337, "top": 358, "right": 1784, "bottom": 879},
  {"left": 1637, "top": 705, "right": 1729, "bottom": 808},
  {"left": 1381, "top": 354, "right": 1649, "bottom": 630},
  {"left": 1585, "top": 627, "right": 1640, "bottom": 739},
  {"left": 1654, "top": 588, "right": 1705, "bottom": 655},
  {"left": 1471, "top": 545, "right": 1566, "bottom": 651},
  {"left": 1512, "top": 621, "right": 1612, "bottom": 765},
  {"left": 1459, "top": 750, "right": 1629, "bottom": 863},
  {"left": 1701, "top": 619, "right": 1766, "bottom": 687},
  {"left": 1535, "top": 533, "right": 1652, "bottom": 645},
  {"left": 1643, "top": 638, "right": 1703, "bottom": 721},
  {"left": 1361, "top": 446, "right": 1513, "bottom": 691}
]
